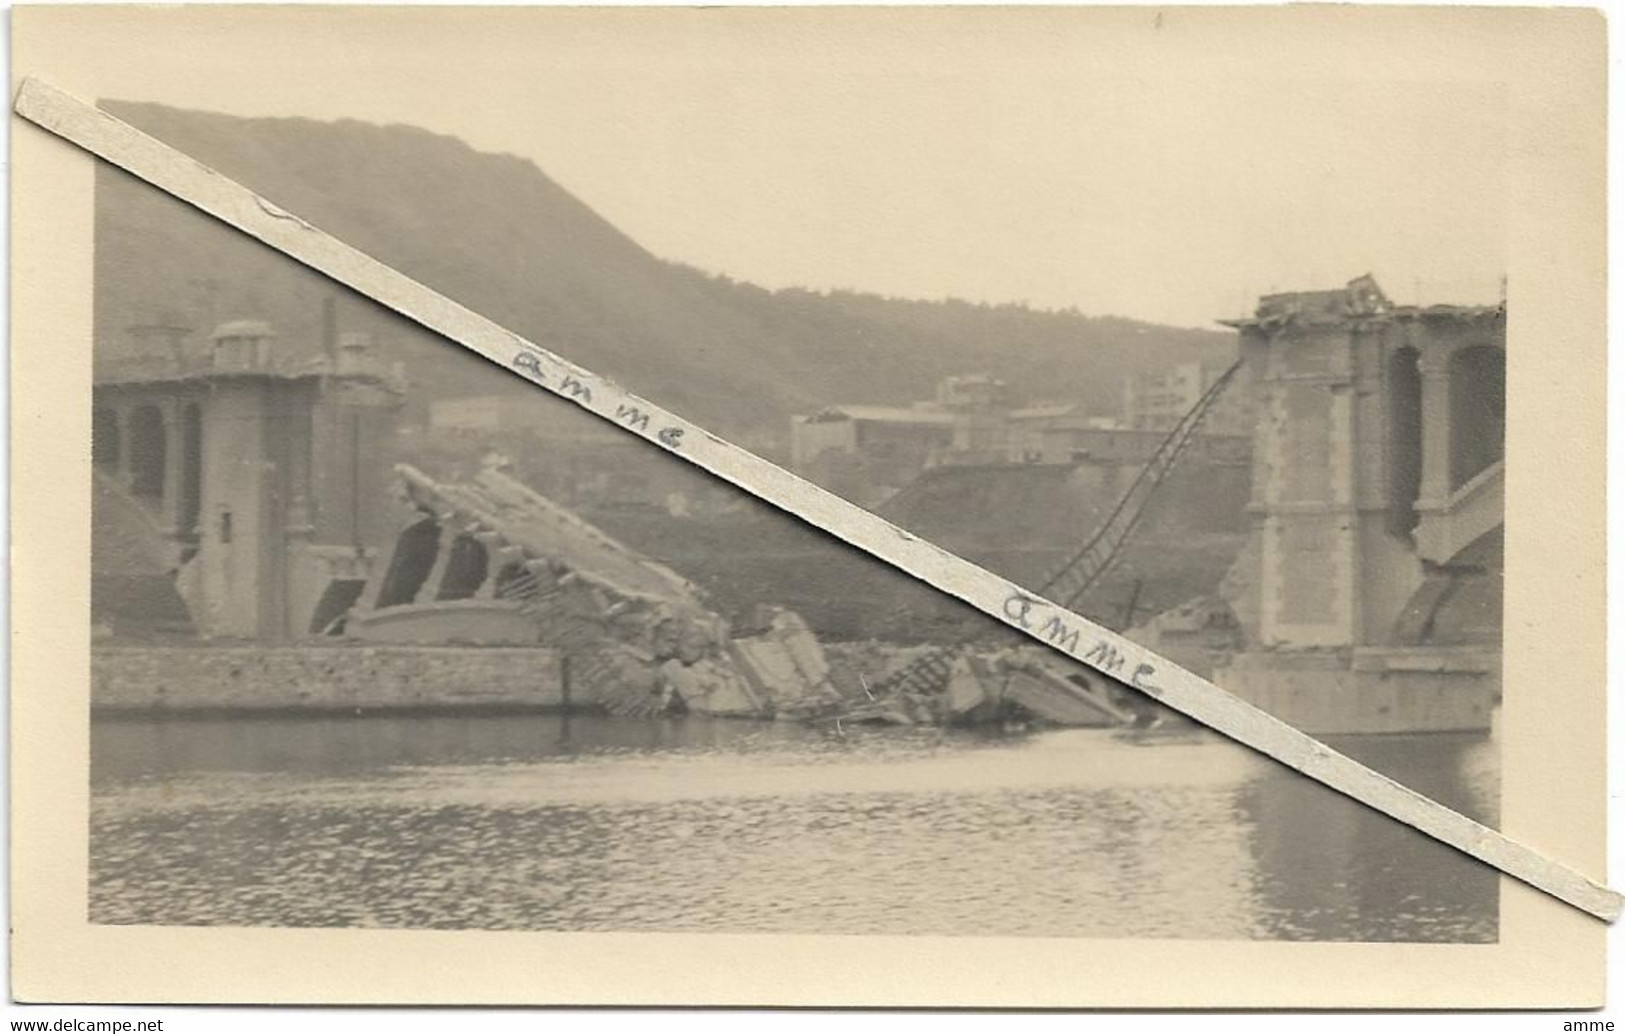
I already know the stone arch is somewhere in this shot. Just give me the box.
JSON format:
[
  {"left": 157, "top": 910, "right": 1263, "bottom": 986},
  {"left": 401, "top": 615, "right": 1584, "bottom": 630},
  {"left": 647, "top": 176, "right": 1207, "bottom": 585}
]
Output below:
[
  {"left": 308, "top": 578, "right": 367, "bottom": 635},
  {"left": 1390, "top": 527, "right": 1503, "bottom": 647},
  {"left": 1386, "top": 345, "right": 1423, "bottom": 538},
  {"left": 92, "top": 406, "right": 121, "bottom": 470},
  {"left": 128, "top": 405, "right": 167, "bottom": 499},
  {"left": 435, "top": 534, "right": 490, "bottom": 601},
  {"left": 1448, "top": 345, "right": 1505, "bottom": 491},
  {"left": 373, "top": 517, "right": 441, "bottom": 608}
]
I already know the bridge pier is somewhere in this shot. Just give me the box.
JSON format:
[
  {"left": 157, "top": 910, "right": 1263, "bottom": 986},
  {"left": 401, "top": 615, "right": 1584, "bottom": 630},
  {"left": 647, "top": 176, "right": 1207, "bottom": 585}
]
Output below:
[
  {"left": 92, "top": 315, "right": 406, "bottom": 641},
  {"left": 1213, "top": 278, "right": 1504, "bottom": 734}
]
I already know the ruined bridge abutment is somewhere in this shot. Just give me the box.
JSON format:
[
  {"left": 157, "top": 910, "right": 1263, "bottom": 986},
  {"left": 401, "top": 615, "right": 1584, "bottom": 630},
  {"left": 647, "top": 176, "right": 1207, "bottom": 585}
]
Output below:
[{"left": 1215, "top": 278, "right": 1504, "bottom": 734}]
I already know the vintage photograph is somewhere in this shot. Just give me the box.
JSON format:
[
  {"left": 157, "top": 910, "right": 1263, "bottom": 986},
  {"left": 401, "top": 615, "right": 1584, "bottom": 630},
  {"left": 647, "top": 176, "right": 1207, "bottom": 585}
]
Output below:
[
  {"left": 78, "top": 19, "right": 1511, "bottom": 945},
  {"left": 15, "top": 7, "right": 1611, "bottom": 1008}
]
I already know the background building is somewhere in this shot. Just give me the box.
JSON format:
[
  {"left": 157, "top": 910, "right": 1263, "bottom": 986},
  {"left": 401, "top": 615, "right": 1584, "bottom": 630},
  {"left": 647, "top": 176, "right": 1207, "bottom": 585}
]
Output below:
[
  {"left": 790, "top": 372, "right": 1251, "bottom": 504},
  {"left": 1122, "top": 359, "right": 1252, "bottom": 436},
  {"left": 429, "top": 393, "right": 627, "bottom": 446}
]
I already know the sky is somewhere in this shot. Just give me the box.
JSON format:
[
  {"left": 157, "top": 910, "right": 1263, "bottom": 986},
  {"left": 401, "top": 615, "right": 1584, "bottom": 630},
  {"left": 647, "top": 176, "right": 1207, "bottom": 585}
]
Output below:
[{"left": 32, "top": 6, "right": 1510, "bottom": 329}]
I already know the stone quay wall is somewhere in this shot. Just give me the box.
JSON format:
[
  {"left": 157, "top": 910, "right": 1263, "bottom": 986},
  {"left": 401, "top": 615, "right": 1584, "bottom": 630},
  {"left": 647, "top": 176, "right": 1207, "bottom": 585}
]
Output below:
[{"left": 92, "top": 643, "right": 565, "bottom": 715}]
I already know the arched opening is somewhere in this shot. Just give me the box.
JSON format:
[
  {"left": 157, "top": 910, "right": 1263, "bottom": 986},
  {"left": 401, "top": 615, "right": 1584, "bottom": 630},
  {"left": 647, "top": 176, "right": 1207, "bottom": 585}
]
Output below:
[
  {"left": 1390, "top": 528, "right": 1503, "bottom": 648},
  {"left": 309, "top": 578, "right": 367, "bottom": 635},
  {"left": 92, "top": 407, "right": 121, "bottom": 470},
  {"left": 128, "top": 405, "right": 167, "bottom": 499},
  {"left": 435, "top": 534, "right": 490, "bottom": 600},
  {"left": 1386, "top": 346, "right": 1423, "bottom": 537},
  {"left": 373, "top": 518, "right": 441, "bottom": 608},
  {"left": 1448, "top": 345, "right": 1505, "bottom": 491},
  {"left": 179, "top": 403, "right": 203, "bottom": 543}
]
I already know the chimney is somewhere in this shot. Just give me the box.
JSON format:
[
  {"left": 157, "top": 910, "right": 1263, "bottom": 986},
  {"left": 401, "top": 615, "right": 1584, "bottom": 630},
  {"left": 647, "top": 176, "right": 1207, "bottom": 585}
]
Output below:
[{"left": 321, "top": 296, "right": 339, "bottom": 365}]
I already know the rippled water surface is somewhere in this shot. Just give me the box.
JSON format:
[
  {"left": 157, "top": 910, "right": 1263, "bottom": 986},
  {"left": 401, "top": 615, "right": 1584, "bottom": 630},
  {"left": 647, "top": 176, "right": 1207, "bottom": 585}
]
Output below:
[{"left": 91, "top": 713, "right": 1499, "bottom": 940}]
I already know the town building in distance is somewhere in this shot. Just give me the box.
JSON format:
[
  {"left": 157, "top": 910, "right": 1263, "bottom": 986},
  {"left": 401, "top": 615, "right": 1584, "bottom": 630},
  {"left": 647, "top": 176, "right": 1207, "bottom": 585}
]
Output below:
[
  {"left": 789, "top": 371, "right": 1251, "bottom": 508},
  {"left": 1123, "top": 359, "right": 1253, "bottom": 436}
]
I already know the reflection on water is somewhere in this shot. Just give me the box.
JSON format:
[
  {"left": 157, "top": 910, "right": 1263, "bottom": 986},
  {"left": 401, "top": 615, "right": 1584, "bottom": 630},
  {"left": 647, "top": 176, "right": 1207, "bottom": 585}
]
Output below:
[{"left": 90, "top": 713, "right": 1498, "bottom": 941}]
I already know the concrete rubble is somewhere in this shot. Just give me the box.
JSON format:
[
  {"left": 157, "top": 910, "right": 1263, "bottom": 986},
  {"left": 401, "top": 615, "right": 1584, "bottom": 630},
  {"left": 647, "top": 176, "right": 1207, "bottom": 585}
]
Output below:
[
  {"left": 351, "top": 463, "right": 1141, "bottom": 729},
  {"left": 357, "top": 462, "right": 842, "bottom": 718},
  {"left": 810, "top": 642, "right": 1138, "bottom": 729}
]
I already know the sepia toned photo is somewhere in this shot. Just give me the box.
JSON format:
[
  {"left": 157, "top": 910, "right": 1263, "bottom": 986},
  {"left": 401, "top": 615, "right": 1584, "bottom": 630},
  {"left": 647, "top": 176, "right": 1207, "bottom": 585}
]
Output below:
[
  {"left": 10, "top": 4, "right": 1609, "bottom": 1009},
  {"left": 85, "top": 63, "right": 1506, "bottom": 944}
]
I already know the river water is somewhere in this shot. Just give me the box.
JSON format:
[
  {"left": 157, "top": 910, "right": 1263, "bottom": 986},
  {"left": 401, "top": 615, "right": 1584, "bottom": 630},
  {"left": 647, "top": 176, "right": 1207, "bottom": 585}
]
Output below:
[{"left": 90, "top": 713, "right": 1499, "bottom": 941}]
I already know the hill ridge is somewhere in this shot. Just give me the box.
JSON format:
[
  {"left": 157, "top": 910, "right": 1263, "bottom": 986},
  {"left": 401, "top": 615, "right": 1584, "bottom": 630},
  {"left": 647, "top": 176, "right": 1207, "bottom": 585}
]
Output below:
[{"left": 94, "top": 101, "right": 1236, "bottom": 442}]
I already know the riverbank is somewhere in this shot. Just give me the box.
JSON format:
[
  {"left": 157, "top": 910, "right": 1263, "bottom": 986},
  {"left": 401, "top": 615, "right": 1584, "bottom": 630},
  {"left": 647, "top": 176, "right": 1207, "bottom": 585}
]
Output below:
[
  {"left": 90, "top": 639, "right": 942, "bottom": 718},
  {"left": 92, "top": 642, "right": 568, "bottom": 716}
]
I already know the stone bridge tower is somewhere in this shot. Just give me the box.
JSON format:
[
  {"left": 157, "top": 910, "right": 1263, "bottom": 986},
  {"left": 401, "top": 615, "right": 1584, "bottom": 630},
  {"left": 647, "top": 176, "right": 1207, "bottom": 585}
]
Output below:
[
  {"left": 92, "top": 315, "right": 405, "bottom": 640},
  {"left": 1215, "top": 277, "right": 1504, "bottom": 733}
]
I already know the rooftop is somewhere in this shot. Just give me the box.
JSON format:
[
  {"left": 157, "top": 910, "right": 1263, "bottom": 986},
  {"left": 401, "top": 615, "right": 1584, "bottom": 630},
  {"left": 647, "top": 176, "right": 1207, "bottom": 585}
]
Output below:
[
  {"left": 93, "top": 355, "right": 397, "bottom": 389},
  {"left": 1009, "top": 403, "right": 1083, "bottom": 421},
  {"left": 801, "top": 405, "right": 958, "bottom": 426},
  {"left": 210, "top": 318, "right": 277, "bottom": 340},
  {"left": 1220, "top": 275, "right": 1504, "bottom": 330}
]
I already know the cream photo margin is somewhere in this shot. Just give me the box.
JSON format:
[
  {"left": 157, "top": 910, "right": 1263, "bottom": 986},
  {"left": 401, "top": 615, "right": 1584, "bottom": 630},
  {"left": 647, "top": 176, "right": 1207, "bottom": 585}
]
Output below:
[{"left": 8, "top": 4, "right": 1610, "bottom": 1007}]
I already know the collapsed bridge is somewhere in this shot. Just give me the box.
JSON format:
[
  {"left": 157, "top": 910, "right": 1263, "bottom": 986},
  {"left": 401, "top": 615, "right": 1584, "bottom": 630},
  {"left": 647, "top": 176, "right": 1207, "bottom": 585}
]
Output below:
[
  {"left": 346, "top": 462, "right": 842, "bottom": 717},
  {"left": 346, "top": 462, "right": 1137, "bottom": 728}
]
